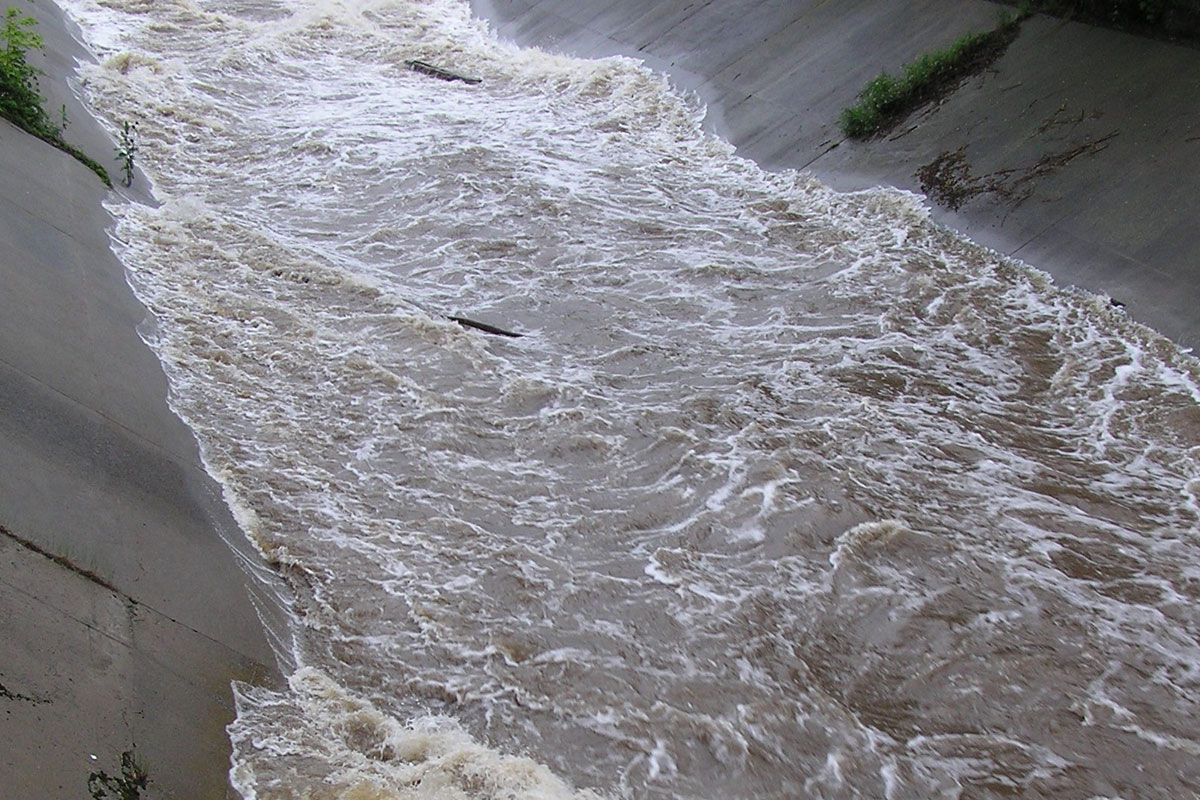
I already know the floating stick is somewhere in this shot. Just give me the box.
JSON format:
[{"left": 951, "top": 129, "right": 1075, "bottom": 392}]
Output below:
[
  {"left": 405, "top": 59, "right": 482, "bottom": 85},
  {"left": 447, "top": 315, "right": 523, "bottom": 338}
]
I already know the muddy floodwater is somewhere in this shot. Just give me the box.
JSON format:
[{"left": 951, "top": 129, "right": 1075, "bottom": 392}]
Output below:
[{"left": 60, "top": 0, "right": 1200, "bottom": 796}]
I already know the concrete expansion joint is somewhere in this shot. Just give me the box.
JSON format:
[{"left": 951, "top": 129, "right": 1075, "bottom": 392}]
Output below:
[
  {"left": 0, "top": 523, "right": 272, "bottom": 679},
  {"left": 1, "top": 521, "right": 122, "bottom": 595}
]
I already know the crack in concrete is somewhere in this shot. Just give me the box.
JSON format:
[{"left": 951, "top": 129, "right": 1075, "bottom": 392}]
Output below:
[{"left": 0, "top": 679, "right": 44, "bottom": 704}]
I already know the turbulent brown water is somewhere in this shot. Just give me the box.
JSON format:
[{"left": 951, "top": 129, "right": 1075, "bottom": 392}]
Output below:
[{"left": 58, "top": 0, "right": 1200, "bottom": 796}]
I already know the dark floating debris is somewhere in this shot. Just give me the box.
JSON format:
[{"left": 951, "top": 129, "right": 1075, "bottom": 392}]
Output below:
[
  {"left": 447, "top": 315, "right": 523, "bottom": 338},
  {"left": 405, "top": 59, "right": 482, "bottom": 85}
]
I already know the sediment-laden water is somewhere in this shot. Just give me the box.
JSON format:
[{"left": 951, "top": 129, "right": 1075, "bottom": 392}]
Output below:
[{"left": 57, "top": 0, "right": 1200, "bottom": 796}]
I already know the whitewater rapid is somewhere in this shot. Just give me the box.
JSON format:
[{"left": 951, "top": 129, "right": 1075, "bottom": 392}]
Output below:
[{"left": 57, "top": 0, "right": 1200, "bottom": 797}]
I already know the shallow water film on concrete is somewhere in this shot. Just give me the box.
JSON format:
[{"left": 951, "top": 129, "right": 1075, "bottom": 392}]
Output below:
[{"left": 59, "top": 0, "right": 1200, "bottom": 796}]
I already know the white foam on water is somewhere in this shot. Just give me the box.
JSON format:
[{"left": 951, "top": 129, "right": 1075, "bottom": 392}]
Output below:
[{"left": 229, "top": 668, "right": 605, "bottom": 799}]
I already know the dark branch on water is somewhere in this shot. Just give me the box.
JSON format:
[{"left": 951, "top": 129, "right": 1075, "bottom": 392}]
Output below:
[
  {"left": 447, "top": 315, "right": 524, "bottom": 338},
  {"left": 405, "top": 59, "right": 482, "bottom": 85}
]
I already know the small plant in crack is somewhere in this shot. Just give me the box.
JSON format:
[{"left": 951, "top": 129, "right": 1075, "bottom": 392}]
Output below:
[
  {"left": 114, "top": 120, "right": 138, "bottom": 187},
  {"left": 87, "top": 750, "right": 149, "bottom": 800}
]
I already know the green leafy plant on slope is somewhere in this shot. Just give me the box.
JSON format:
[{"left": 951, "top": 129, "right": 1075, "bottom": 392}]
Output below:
[
  {"left": 0, "top": 6, "right": 110, "bottom": 185},
  {"left": 114, "top": 119, "right": 137, "bottom": 187},
  {"left": 0, "top": 6, "right": 46, "bottom": 129}
]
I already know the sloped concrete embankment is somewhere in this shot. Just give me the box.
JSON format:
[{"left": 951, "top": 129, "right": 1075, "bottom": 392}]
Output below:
[{"left": 0, "top": 3, "right": 284, "bottom": 797}]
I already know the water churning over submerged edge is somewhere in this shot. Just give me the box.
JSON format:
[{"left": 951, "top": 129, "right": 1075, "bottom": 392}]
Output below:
[{"left": 57, "top": 0, "right": 1200, "bottom": 796}]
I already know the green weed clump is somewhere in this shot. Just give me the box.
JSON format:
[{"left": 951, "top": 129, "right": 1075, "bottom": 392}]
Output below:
[
  {"left": 840, "top": 14, "right": 1023, "bottom": 139},
  {"left": 0, "top": 7, "right": 110, "bottom": 186}
]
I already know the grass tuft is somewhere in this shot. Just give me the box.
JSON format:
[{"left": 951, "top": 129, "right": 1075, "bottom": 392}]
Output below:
[{"left": 840, "top": 14, "right": 1023, "bottom": 140}]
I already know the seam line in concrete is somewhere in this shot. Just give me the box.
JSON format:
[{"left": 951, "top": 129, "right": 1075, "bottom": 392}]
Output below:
[
  {"left": 0, "top": 568, "right": 245, "bottom": 711},
  {"left": 1, "top": 523, "right": 271, "bottom": 676}
]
